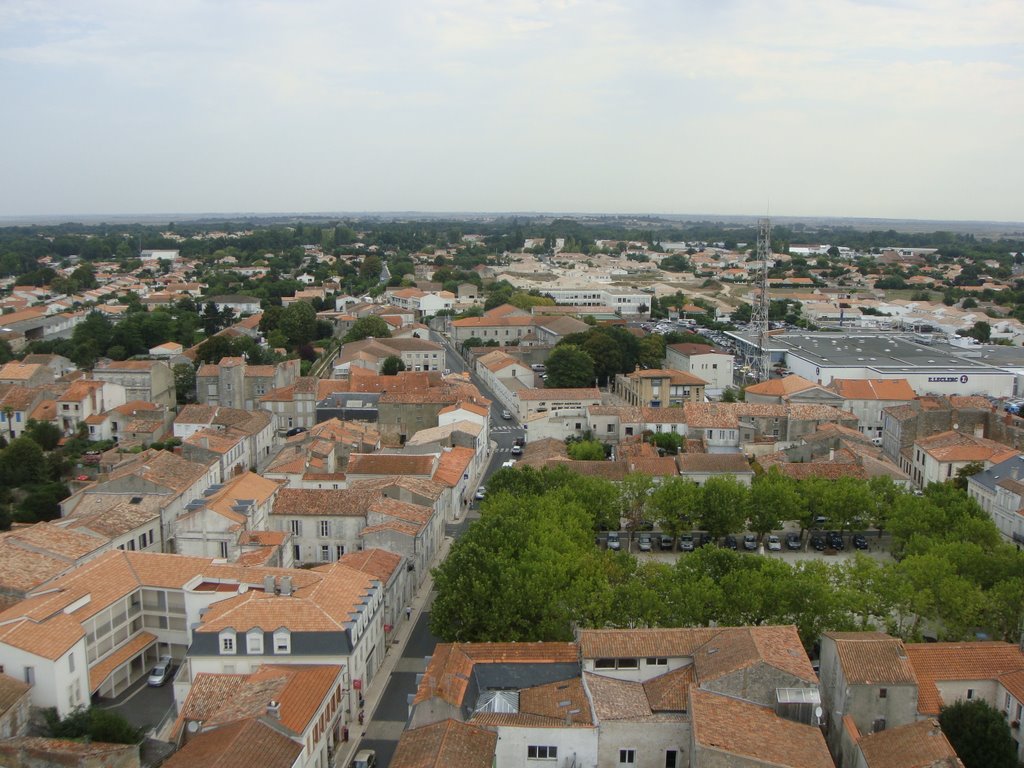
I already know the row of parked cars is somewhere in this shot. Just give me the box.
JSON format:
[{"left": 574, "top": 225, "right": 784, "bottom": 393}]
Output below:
[{"left": 605, "top": 530, "right": 872, "bottom": 553}]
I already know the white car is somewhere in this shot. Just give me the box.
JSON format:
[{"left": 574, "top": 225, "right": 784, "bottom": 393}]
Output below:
[
  {"left": 501, "top": 410, "right": 512, "bottom": 420},
  {"left": 766, "top": 535, "right": 782, "bottom": 552},
  {"left": 148, "top": 655, "right": 174, "bottom": 687},
  {"left": 474, "top": 486, "right": 486, "bottom": 500}
]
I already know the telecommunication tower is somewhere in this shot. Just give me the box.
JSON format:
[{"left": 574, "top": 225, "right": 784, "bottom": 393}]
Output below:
[{"left": 742, "top": 218, "right": 772, "bottom": 383}]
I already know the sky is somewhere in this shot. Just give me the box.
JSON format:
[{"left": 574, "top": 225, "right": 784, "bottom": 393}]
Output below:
[{"left": 1, "top": 1, "right": 1022, "bottom": 222}]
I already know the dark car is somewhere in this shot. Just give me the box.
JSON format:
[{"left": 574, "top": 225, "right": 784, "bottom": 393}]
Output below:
[
  {"left": 659, "top": 535, "right": 675, "bottom": 551},
  {"left": 722, "top": 535, "right": 738, "bottom": 550},
  {"left": 810, "top": 534, "right": 827, "bottom": 551},
  {"left": 285, "top": 426, "right": 307, "bottom": 437},
  {"left": 786, "top": 532, "right": 802, "bottom": 550},
  {"left": 698, "top": 533, "right": 714, "bottom": 548},
  {"left": 743, "top": 534, "right": 758, "bottom": 551},
  {"left": 827, "top": 531, "right": 845, "bottom": 550},
  {"left": 852, "top": 533, "right": 869, "bottom": 551}
]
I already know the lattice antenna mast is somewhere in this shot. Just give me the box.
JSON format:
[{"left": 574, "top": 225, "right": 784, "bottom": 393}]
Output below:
[{"left": 748, "top": 217, "right": 772, "bottom": 383}]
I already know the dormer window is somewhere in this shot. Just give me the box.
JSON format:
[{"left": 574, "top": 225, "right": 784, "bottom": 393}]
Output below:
[
  {"left": 247, "top": 630, "right": 263, "bottom": 655},
  {"left": 219, "top": 630, "right": 236, "bottom": 655},
  {"left": 273, "top": 629, "right": 291, "bottom": 655}
]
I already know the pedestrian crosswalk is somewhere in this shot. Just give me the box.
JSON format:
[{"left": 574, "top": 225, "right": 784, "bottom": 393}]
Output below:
[{"left": 490, "top": 425, "right": 520, "bottom": 433}]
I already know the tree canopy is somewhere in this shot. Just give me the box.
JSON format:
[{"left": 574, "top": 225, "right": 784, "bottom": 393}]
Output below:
[{"left": 343, "top": 316, "right": 392, "bottom": 343}]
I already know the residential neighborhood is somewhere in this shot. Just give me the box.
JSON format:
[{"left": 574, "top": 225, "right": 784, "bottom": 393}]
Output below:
[{"left": 0, "top": 217, "right": 1021, "bottom": 768}]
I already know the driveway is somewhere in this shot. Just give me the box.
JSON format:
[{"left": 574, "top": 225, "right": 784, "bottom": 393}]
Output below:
[{"left": 98, "top": 676, "right": 175, "bottom": 733}]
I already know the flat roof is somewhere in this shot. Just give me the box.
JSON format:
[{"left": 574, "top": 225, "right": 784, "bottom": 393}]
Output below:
[{"left": 735, "top": 332, "right": 1006, "bottom": 373}]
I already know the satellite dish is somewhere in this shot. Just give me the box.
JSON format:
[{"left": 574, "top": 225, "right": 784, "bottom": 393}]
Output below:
[
  {"left": 187, "top": 721, "right": 200, "bottom": 733},
  {"left": 814, "top": 706, "right": 823, "bottom": 719}
]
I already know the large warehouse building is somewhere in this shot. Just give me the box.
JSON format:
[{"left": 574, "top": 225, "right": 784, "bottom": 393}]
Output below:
[{"left": 727, "top": 332, "right": 1016, "bottom": 397}]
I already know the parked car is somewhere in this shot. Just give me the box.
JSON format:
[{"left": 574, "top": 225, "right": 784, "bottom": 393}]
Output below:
[
  {"left": 786, "top": 532, "right": 802, "bottom": 550},
  {"left": 743, "top": 534, "right": 758, "bottom": 551},
  {"left": 827, "top": 531, "right": 845, "bottom": 550},
  {"left": 637, "top": 534, "right": 653, "bottom": 552},
  {"left": 513, "top": 436, "right": 525, "bottom": 448},
  {"left": 351, "top": 750, "right": 377, "bottom": 768},
  {"left": 285, "top": 426, "right": 307, "bottom": 437},
  {"left": 501, "top": 409, "right": 512, "bottom": 420},
  {"left": 810, "top": 534, "right": 827, "bottom": 551},
  {"left": 766, "top": 535, "right": 782, "bottom": 552},
  {"left": 698, "top": 532, "right": 714, "bottom": 548},
  {"left": 852, "top": 533, "right": 869, "bottom": 550},
  {"left": 510, "top": 444, "right": 522, "bottom": 455},
  {"left": 607, "top": 532, "right": 621, "bottom": 551},
  {"left": 659, "top": 535, "right": 675, "bottom": 551},
  {"left": 678, "top": 534, "right": 695, "bottom": 552},
  {"left": 148, "top": 656, "right": 174, "bottom": 687},
  {"left": 474, "top": 486, "right": 486, "bottom": 500},
  {"left": 722, "top": 535, "right": 738, "bottom": 550}
]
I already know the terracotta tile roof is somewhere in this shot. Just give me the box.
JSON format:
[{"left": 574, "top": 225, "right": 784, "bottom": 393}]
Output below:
[
  {"left": 516, "top": 677, "right": 593, "bottom": 725},
  {"left": 433, "top": 446, "right": 475, "bottom": 487},
  {"left": 689, "top": 688, "right": 833, "bottom": 768},
  {"left": 776, "top": 463, "right": 870, "bottom": 481},
  {"left": 337, "top": 549, "right": 403, "bottom": 582},
  {"left": 271, "top": 488, "right": 378, "bottom": 517},
  {"left": 438, "top": 400, "right": 489, "bottom": 418},
  {"left": 517, "top": 387, "right": 601, "bottom": 401},
  {"left": 62, "top": 500, "right": 160, "bottom": 538},
  {"left": 96, "top": 359, "right": 163, "bottom": 371},
  {"left": 643, "top": 666, "right": 693, "bottom": 712},
  {"left": 626, "top": 368, "right": 708, "bottom": 386},
  {"left": 667, "top": 342, "right": 720, "bottom": 356},
  {"left": 349, "top": 476, "right": 447, "bottom": 501},
  {"left": 0, "top": 613, "right": 84, "bottom": 660},
  {"left": 0, "top": 362, "right": 47, "bottom": 381},
  {"left": 414, "top": 643, "right": 580, "bottom": 707},
  {"left": 89, "top": 631, "right": 157, "bottom": 692},
  {"left": 1000, "top": 668, "right": 1024, "bottom": 703},
  {"left": 825, "top": 632, "right": 918, "bottom": 685},
  {"left": 579, "top": 627, "right": 721, "bottom": 659},
  {"left": 0, "top": 738, "right": 137, "bottom": 760},
  {"left": 0, "top": 522, "right": 106, "bottom": 564},
  {"left": 676, "top": 453, "right": 752, "bottom": 474},
  {"left": 391, "top": 719, "right": 497, "bottom": 768},
  {"left": 744, "top": 375, "right": 817, "bottom": 396},
  {"left": 916, "top": 430, "right": 1017, "bottom": 464},
  {"left": 452, "top": 315, "right": 535, "bottom": 327},
  {"left": 584, "top": 672, "right": 653, "bottom": 721},
  {"left": 197, "top": 564, "right": 378, "bottom": 633},
  {"left": 829, "top": 378, "right": 917, "bottom": 400},
  {"left": 905, "top": 641, "right": 1024, "bottom": 715},
  {"left": 107, "top": 449, "right": 213, "bottom": 493},
  {"left": 949, "top": 395, "right": 992, "bottom": 410},
  {"left": 0, "top": 673, "right": 30, "bottom": 715},
  {"left": 694, "top": 626, "right": 817, "bottom": 684},
  {"left": 346, "top": 453, "right": 437, "bottom": 477},
  {"left": 627, "top": 457, "right": 678, "bottom": 476},
  {"left": 164, "top": 718, "right": 302, "bottom": 768},
  {"left": 857, "top": 718, "right": 961, "bottom": 768}
]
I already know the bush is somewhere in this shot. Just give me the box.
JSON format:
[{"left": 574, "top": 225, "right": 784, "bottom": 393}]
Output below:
[{"left": 43, "top": 706, "right": 146, "bottom": 745}]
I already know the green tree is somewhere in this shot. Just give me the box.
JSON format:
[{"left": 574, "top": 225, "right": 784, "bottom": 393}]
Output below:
[
  {"left": 966, "top": 321, "right": 991, "bottom": 343},
  {"left": 22, "top": 419, "right": 61, "bottom": 451},
  {"left": 279, "top": 301, "right": 318, "bottom": 348},
  {"left": 17, "top": 481, "right": 70, "bottom": 523},
  {"left": 749, "top": 470, "right": 801, "bottom": 542},
  {"left": 939, "top": 699, "right": 1018, "bottom": 768},
  {"left": 953, "top": 461, "right": 985, "bottom": 490},
  {"left": 648, "top": 432, "right": 684, "bottom": 455},
  {"left": 0, "top": 437, "right": 46, "bottom": 487},
  {"left": 566, "top": 440, "right": 605, "bottom": 460},
  {"left": 698, "top": 475, "right": 749, "bottom": 539},
  {"left": 649, "top": 477, "right": 701, "bottom": 537},
  {"left": 173, "top": 363, "right": 196, "bottom": 405},
  {"left": 43, "top": 706, "right": 145, "bottom": 745},
  {"left": 619, "top": 472, "right": 655, "bottom": 533},
  {"left": 343, "top": 316, "right": 392, "bottom": 343},
  {"left": 637, "top": 334, "right": 665, "bottom": 368},
  {"left": 544, "top": 345, "right": 595, "bottom": 388},
  {"left": 194, "top": 335, "right": 235, "bottom": 364},
  {"left": 381, "top": 355, "right": 406, "bottom": 376}
]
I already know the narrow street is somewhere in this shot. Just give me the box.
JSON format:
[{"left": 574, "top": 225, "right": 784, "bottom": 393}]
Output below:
[{"left": 347, "top": 332, "right": 511, "bottom": 767}]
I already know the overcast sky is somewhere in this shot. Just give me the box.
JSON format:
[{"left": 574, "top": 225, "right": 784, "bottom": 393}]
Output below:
[{"left": 2, "top": 1, "right": 1022, "bottom": 221}]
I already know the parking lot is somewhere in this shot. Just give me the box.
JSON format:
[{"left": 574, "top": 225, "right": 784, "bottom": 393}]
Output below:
[
  {"left": 98, "top": 673, "right": 175, "bottom": 733},
  {"left": 599, "top": 530, "right": 894, "bottom": 565}
]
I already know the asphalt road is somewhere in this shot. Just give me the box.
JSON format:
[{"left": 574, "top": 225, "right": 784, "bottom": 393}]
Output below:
[{"left": 352, "top": 332, "right": 518, "bottom": 767}]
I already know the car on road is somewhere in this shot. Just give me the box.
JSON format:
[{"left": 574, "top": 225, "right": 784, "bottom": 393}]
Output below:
[
  {"left": 810, "top": 534, "right": 827, "bottom": 551},
  {"left": 722, "top": 535, "right": 738, "bottom": 550},
  {"left": 510, "top": 444, "right": 522, "bottom": 455},
  {"left": 852, "top": 533, "right": 869, "bottom": 551},
  {"left": 786, "top": 532, "right": 802, "bottom": 550},
  {"left": 743, "top": 534, "right": 758, "bottom": 551},
  {"left": 474, "top": 486, "right": 486, "bottom": 500},
  {"left": 351, "top": 749, "right": 377, "bottom": 768},
  {"left": 659, "top": 535, "right": 675, "bottom": 551},
  {"left": 637, "top": 534, "right": 652, "bottom": 552},
  {"left": 285, "top": 427, "right": 307, "bottom": 437},
  {"left": 766, "top": 535, "right": 782, "bottom": 552},
  {"left": 148, "top": 655, "right": 174, "bottom": 687},
  {"left": 606, "top": 532, "right": 621, "bottom": 551},
  {"left": 678, "top": 534, "right": 695, "bottom": 552},
  {"left": 501, "top": 409, "right": 512, "bottom": 419}
]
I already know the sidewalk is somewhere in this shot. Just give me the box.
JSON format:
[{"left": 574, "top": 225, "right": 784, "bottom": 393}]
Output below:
[{"left": 334, "top": 535, "right": 455, "bottom": 768}]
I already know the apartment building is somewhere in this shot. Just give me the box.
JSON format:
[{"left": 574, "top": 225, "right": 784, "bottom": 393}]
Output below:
[
  {"left": 92, "top": 359, "right": 176, "bottom": 409},
  {"left": 613, "top": 368, "right": 707, "bottom": 408},
  {"left": 665, "top": 343, "right": 734, "bottom": 393},
  {"left": 195, "top": 356, "right": 300, "bottom": 410}
]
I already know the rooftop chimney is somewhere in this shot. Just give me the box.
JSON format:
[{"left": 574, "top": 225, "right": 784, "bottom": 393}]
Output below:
[
  {"left": 266, "top": 700, "right": 281, "bottom": 719},
  {"left": 280, "top": 576, "right": 293, "bottom": 596},
  {"left": 263, "top": 575, "right": 276, "bottom": 594}
]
